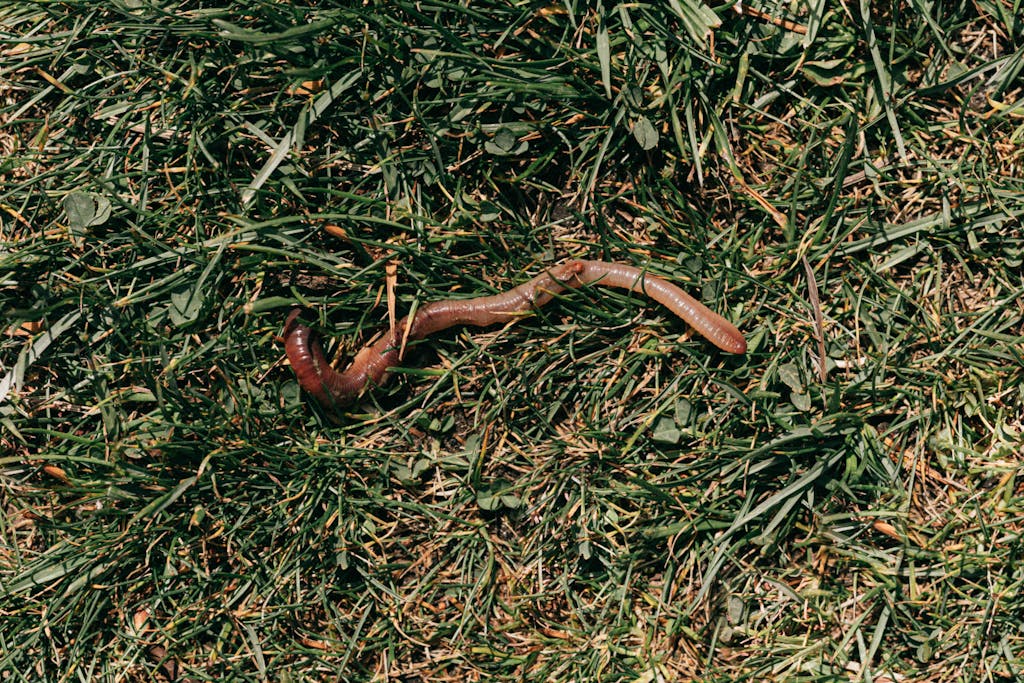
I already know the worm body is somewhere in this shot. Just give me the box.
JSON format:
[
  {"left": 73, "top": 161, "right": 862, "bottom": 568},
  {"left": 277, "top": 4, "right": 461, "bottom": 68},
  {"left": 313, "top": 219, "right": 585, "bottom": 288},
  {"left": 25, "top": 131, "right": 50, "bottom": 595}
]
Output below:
[{"left": 284, "top": 260, "right": 745, "bottom": 409}]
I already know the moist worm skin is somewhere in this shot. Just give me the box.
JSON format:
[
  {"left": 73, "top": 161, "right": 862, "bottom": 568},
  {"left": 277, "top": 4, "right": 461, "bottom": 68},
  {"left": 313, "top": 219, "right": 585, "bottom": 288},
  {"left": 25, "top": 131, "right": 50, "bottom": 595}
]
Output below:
[{"left": 284, "top": 260, "right": 746, "bottom": 409}]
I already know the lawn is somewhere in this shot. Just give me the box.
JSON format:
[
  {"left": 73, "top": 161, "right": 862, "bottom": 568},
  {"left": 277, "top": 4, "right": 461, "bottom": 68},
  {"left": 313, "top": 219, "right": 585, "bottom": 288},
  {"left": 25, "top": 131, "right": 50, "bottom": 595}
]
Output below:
[{"left": 1, "top": 1, "right": 1023, "bottom": 681}]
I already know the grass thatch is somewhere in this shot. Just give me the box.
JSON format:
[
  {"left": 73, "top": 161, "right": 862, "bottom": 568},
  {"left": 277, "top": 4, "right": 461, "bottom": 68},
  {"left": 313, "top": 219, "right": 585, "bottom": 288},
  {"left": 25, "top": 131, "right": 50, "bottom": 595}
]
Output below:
[{"left": 2, "top": 1, "right": 1022, "bottom": 680}]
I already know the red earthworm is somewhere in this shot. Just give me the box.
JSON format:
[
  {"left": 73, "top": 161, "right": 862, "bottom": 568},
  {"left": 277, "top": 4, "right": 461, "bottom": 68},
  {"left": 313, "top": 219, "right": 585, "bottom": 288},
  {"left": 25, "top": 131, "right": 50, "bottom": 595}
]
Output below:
[{"left": 283, "top": 260, "right": 746, "bottom": 409}]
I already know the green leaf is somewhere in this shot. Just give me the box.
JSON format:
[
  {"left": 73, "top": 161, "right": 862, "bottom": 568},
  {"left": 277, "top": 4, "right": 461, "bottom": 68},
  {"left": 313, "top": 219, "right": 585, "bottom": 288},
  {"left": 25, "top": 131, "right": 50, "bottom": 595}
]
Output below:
[
  {"left": 665, "top": 0, "right": 721, "bottom": 43},
  {"left": 632, "top": 116, "right": 659, "bottom": 150},
  {"left": 63, "top": 192, "right": 112, "bottom": 230},
  {"left": 652, "top": 415, "right": 682, "bottom": 444},
  {"left": 477, "top": 490, "right": 502, "bottom": 511},
  {"left": 499, "top": 493, "right": 522, "bottom": 509},
  {"left": 779, "top": 362, "right": 804, "bottom": 392},
  {"left": 484, "top": 128, "right": 527, "bottom": 156},
  {"left": 168, "top": 288, "right": 203, "bottom": 327},
  {"left": 0, "top": 311, "right": 82, "bottom": 404},
  {"left": 477, "top": 480, "right": 519, "bottom": 511},
  {"left": 791, "top": 390, "right": 812, "bottom": 412},
  {"left": 801, "top": 59, "right": 851, "bottom": 86}
]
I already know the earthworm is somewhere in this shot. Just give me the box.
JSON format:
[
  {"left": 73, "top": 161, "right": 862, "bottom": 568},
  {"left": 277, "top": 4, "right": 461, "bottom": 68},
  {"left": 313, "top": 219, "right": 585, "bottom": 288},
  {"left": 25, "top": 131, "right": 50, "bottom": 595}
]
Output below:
[{"left": 284, "top": 260, "right": 746, "bottom": 409}]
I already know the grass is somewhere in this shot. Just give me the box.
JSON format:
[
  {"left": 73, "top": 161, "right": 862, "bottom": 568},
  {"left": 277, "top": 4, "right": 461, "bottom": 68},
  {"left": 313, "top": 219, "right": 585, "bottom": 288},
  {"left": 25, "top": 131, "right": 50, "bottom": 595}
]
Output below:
[{"left": 1, "top": 0, "right": 1023, "bottom": 680}]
